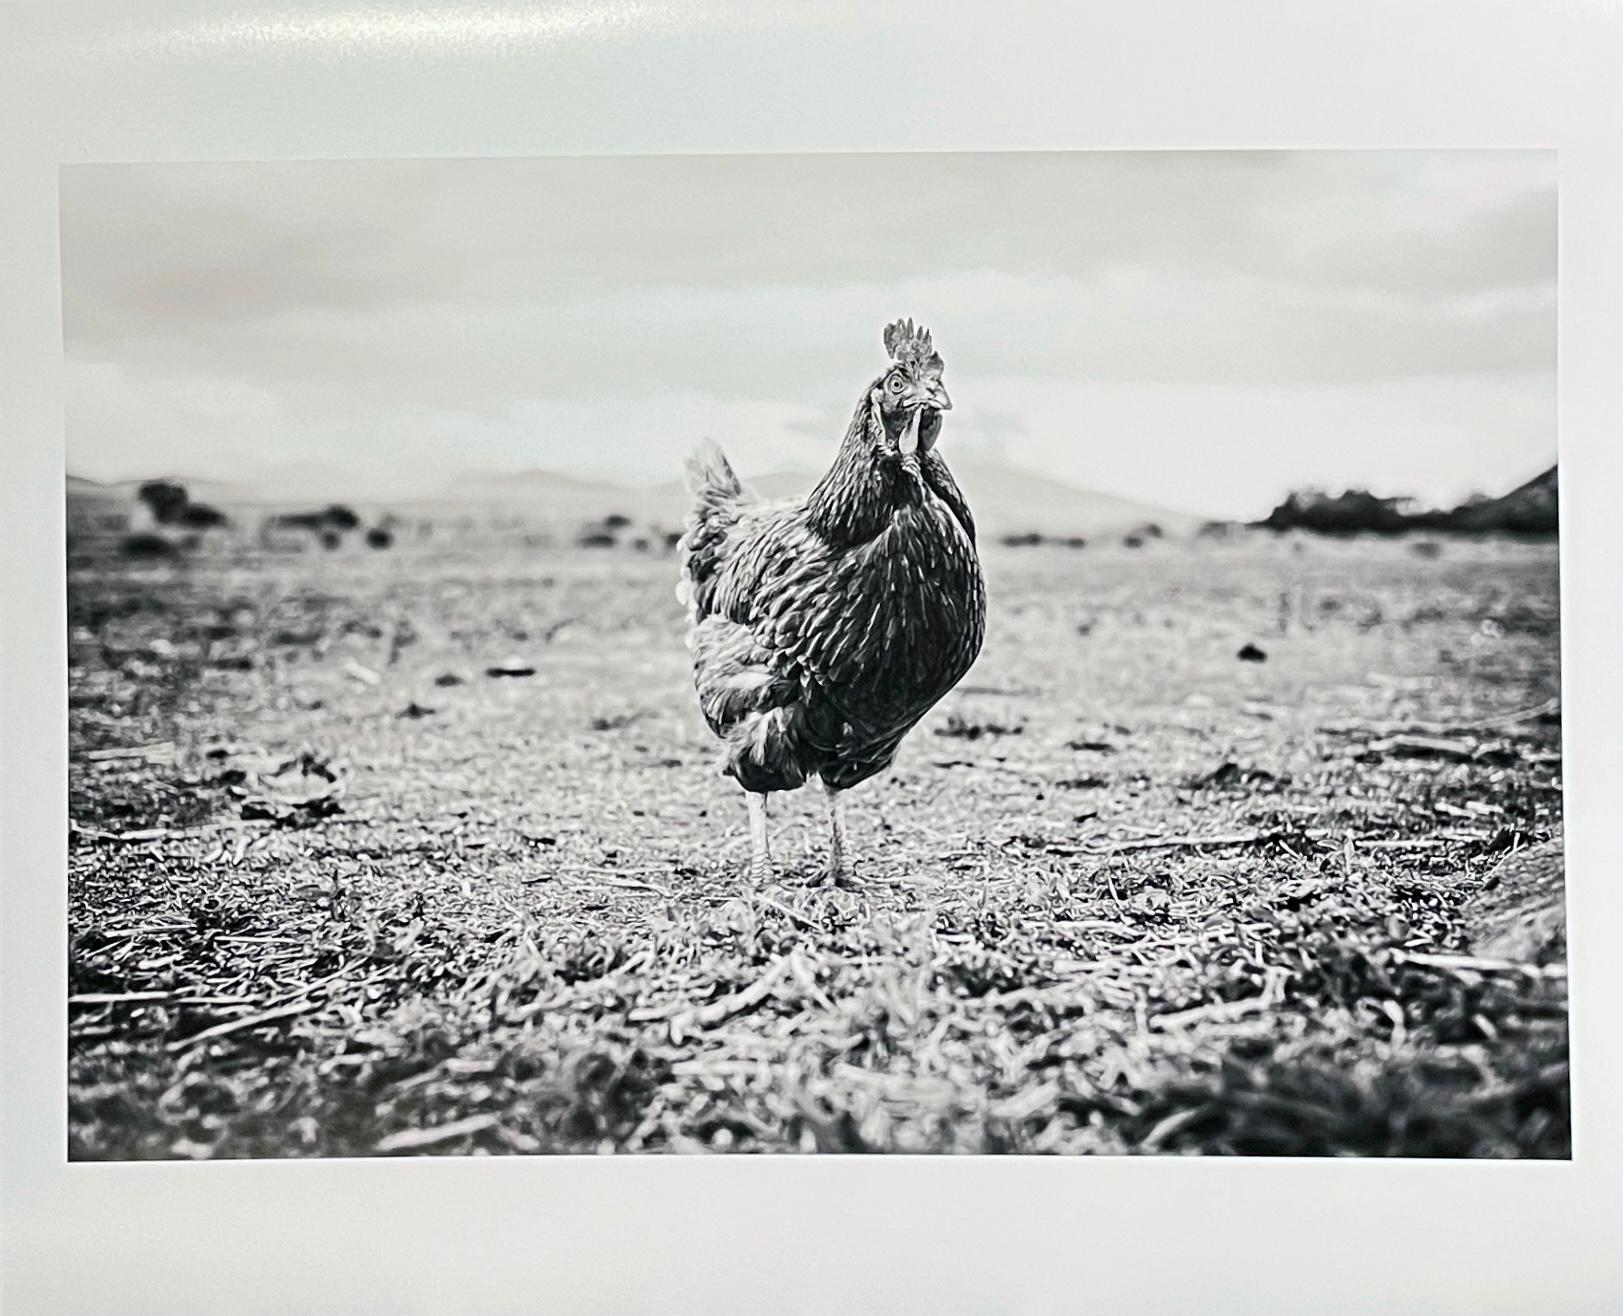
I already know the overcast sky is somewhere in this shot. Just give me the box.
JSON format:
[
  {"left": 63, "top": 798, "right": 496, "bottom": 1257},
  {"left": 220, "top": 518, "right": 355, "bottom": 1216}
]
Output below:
[{"left": 61, "top": 150, "right": 1555, "bottom": 518}]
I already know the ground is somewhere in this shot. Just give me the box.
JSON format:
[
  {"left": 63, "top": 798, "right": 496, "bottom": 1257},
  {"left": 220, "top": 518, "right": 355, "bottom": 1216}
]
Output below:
[{"left": 66, "top": 529, "right": 1567, "bottom": 1158}]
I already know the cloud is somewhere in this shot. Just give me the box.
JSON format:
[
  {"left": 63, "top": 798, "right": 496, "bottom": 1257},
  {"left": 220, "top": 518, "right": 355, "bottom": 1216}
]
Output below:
[{"left": 60, "top": 150, "right": 1556, "bottom": 510}]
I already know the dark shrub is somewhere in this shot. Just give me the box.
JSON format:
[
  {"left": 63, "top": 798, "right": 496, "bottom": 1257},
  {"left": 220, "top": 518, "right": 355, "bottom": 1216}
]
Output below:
[
  {"left": 269, "top": 505, "right": 358, "bottom": 536},
  {"left": 136, "top": 480, "right": 190, "bottom": 526},
  {"left": 1258, "top": 472, "right": 1557, "bottom": 539},
  {"left": 120, "top": 532, "right": 179, "bottom": 559},
  {"left": 1260, "top": 488, "right": 1430, "bottom": 535},
  {"left": 365, "top": 526, "right": 394, "bottom": 549},
  {"left": 177, "top": 502, "right": 229, "bottom": 529}
]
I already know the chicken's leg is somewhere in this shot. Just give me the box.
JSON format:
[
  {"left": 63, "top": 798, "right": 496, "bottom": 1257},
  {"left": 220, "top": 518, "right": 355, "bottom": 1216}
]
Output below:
[
  {"left": 812, "top": 779, "right": 862, "bottom": 889},
  {"left": 746, "top": 791, "right": 772, "bottom": 885}
]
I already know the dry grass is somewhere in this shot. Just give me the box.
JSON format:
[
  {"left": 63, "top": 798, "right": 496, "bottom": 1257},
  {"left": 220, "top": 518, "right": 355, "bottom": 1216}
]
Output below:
[{"left": 66, "top": 530, "right": 1566, "bottom": 1158}]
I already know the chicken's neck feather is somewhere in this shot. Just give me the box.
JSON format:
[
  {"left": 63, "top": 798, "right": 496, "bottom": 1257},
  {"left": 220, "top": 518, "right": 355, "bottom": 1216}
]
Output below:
[
  {"left": 919, "top": 449, "right": 976, "bottom": 546},
  {"left": 806, "top": 387, "right": 920, "bottom": 547}
]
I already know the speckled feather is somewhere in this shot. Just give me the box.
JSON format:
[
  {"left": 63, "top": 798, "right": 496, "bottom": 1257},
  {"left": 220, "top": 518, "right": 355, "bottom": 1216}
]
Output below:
[{"left": 677, "top": 377, "right": 985, "bottom": 795}]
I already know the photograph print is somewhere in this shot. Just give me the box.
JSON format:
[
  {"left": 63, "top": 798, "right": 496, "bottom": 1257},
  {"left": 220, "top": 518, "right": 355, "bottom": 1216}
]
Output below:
[{"left": 64, "top": 150, "right": 1566, "bottom": 1159}]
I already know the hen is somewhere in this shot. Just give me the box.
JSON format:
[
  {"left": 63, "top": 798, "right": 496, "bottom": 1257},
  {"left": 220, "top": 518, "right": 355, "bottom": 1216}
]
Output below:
[{"left": 677, "top": 319, "right": 986, "bottom": 887}]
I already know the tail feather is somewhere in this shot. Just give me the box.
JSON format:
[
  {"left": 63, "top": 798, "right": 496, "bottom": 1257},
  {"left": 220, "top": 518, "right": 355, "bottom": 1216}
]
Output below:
[
  {"left": 677, "top": 440, "right": 754, "bottom": 624},
  {"left": 684, "top": 437, "right": 744, "bottom": 507}
]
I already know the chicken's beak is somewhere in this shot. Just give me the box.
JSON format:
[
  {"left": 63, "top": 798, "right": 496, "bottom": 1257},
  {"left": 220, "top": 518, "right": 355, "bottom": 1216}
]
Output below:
[{"left": 905, "top": 381, "right": 953, "bottom": 413}]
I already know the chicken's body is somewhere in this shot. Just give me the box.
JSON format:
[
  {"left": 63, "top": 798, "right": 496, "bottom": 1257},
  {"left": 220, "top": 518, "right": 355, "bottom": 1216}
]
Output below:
[{"left": 678, "top": 320, "right": 985, "bottom": 885}]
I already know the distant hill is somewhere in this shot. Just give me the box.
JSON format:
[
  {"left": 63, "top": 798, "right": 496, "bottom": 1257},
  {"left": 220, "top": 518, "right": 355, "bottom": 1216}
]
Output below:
[
  {"left": 67, "top": 458, "right": 1201, "bottom": 541},
  {"left": 66, "top": 474, "right": 122, "bottom": 501},
  {"left": 953, "top": 462, "right": 1200, "bottom": 537},
  {"left": 1448, "top": 465, "right": 1557, "bottom": 535},
  {"left": 68, "top": 472, "right": 275, "bottom": 507}
]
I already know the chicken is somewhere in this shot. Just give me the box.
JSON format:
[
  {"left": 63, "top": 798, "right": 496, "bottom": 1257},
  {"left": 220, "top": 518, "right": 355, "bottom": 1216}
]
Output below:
[{"left": 676, "top": 319, "right": 985, "bottom": 887}]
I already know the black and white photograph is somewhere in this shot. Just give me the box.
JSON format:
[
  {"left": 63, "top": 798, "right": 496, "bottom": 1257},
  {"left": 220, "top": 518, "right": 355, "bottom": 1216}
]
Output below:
[
  {"left": 61, "top": 148, "right": 1569, "bottom": 1161},
  {"left": 8, "top": 3, "right": 1623, "bottom": 1313}
]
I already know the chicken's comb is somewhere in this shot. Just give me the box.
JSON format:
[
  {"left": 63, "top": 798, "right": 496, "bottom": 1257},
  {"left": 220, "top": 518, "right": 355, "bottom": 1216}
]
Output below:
[{"left": 883, "top": 318, "right": 943, "bottom": 375}]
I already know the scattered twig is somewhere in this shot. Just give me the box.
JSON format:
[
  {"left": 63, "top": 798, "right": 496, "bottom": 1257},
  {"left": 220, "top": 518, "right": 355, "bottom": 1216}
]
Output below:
[
  {"left": 1046, "top": 919, "right": 1146, "bottom": 938},
  {"left": 1319, "top": 697, "right": 1559, "bottom": 738},
  {"left": 1357, "top": 838, "right": 1450, "bottom": 851},
  {"left": 1150, "top": 997, "right": 1271, "bottom": 1031},
  {"left": 1139, "top": 1105, "right": 1208, "bottom": 1152},
  {"left": 596, "top": 875, "right": 673, "bottom": 897},
  {"left": 375, "top": 1113, "right": 500, "bottom": 1153},
  {"left": 70, "top": 824, "right": 179, "bottom": 843},
  {"left": 553, "top": 865, "right": 678, "bottom": 896},
  {"left": 673, "top": 958, "right": 794, "bottom": 1036},
  {"left": 1453, "top": 697, "right": 1561, "bottom": 731},
  {"left": 343, "top": 659, "right": 381, "bottom": 686},
  {"left": 259, "top": 960, "right": 371, "bottom": 1009},
  {"left": 95, "top": 922, "right": 192, "bottom": 938},
  {"left": 1363, "top": 734, "right": 1482, "bottom": 760},
  {"left": 166, "top": 1001, "right": 317, "bottom": 1053},
  {"left": 85, "top": 742, "right": 176, "bottom": 762},
  {"left": 71, "top": 819, "right": 275, "bottom": 844},
  {"left": 1394, "top": 950, "right": 1566, "bottom": 981},
  {"left": 70, "top": 991, "right": 258, "bottom": 1007},
  {"left": 752, "top": 893, "right": 822, "bottom": 931},
  {"left": 1108, "top": 829, "right": 1321, "bottom": 853},
  {"left": 989, "top": 1080, "right": 1064, "bottom": 1123}
]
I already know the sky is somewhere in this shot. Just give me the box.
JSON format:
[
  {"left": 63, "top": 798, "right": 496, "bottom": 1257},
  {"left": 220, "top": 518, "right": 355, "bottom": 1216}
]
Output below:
[{"left": 60, "top": 150, "right": 1556, "bottom": 519}]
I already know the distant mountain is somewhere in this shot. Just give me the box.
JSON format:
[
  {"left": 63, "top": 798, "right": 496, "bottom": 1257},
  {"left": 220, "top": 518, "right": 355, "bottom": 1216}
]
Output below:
[
  {"left": 66, "top": 474, "right": 120, "bottom": 498},
  {"left": 67, "top": 459, "right": 1201, "bottom": 539},
  {"left": 67, "top": 470, "right": 314, "bottom": 507}
]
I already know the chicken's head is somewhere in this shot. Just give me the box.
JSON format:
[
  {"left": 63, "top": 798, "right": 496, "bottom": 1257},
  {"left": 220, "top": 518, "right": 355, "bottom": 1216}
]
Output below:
[{"left": 871, "top": 318, "right": 952, "bottom": 458}]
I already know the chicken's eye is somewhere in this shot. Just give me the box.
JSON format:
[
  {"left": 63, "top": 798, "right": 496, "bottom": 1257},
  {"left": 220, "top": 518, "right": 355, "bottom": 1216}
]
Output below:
[{"left": 886, "top": 374, "right": 905, "bottom": 395}]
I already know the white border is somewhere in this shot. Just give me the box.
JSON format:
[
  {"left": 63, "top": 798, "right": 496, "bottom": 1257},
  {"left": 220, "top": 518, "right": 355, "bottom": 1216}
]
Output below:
[{"left": 3, "top": 3, "right": 1620, "bottom": 1312}]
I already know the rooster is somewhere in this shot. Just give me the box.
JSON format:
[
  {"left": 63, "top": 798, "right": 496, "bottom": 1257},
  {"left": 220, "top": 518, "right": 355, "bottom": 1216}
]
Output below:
[{"left": 677, "top": 319, "right": 985, "bottom": 887}]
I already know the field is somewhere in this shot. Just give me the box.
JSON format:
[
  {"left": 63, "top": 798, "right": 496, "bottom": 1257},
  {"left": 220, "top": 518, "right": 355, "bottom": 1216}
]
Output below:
[{"left": 66, "top": 527, "right": 1568, "bottom": 1158}]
